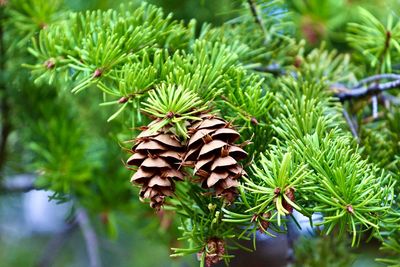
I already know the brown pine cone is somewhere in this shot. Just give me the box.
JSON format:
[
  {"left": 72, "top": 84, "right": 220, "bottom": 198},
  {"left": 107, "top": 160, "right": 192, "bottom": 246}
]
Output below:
[
  {"left": 282, "top": 187, "right": 295, "bottom": 214},
  {"left": 197, "top": 238, "right": 225, "bottom": 267},
  {"left": 184, "top": 115, "right": 247, "bottom": 202},
  {"left": 127, "top": 125, "right": 184, "bottom": 210}
]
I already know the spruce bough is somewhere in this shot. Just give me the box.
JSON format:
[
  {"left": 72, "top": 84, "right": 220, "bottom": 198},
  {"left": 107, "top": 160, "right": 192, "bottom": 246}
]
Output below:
[{"left": 6, "top": 0, "right": 400, "bottom": 266}]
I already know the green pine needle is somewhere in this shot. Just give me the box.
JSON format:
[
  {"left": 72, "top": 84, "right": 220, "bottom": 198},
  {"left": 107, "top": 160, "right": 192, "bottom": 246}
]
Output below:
[{"left": 141, "top": 84, "right": 207, "bottom": 138}]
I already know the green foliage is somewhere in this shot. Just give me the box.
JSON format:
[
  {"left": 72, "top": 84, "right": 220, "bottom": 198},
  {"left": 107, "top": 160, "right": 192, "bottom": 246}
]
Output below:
[
  {"left": 241, "top": 77, "right": 394, "bottom": 246},
  {"left": 285, "top": 0, "right": 351, "bottom": 46},
  {"left": 26, "top": 2, "right": 195, "bottom": 89},
  {"left": 378, "top": 234, "right": 400, "bottom": 267},
  {"left": 29, "top": 101, "right": 91, "bottom": 195},
  {"left": 347, "top": 7, "right": 400, "bottom": 73},
  {"left": 243, "top": 151, "right": 310, "bottom": 225},
  {"left": 2, "top": 0, "right": 400, "bottom": 266},
  {"left": 163, "top": 40, "right": 241, "bottom": 101},
  {"left": 359, "top": 105, "right": 400, "bottom": 171},
  {"left": 5, "top": 0, "right": 65, "bottom": 47},
  {"left": 294, "top": 132, "right": 393, "bottom": 246},
  {"left": 220, "top": 68, "right": 274, "bottom": 156},
  {"left": 141, "top": 84, "right": 207, "bottom": 138},
  {"left": 169, "top": 182, "right": 242, "bottom": 265},
  {"left": 294, "top": 235, "right": 356, "bottom": 267},
  {"left": 297, "top": 44, "right": 357, "bottom": 83},
  {"left": 221, "top": 70, "right": 273, "bottom": 127}
]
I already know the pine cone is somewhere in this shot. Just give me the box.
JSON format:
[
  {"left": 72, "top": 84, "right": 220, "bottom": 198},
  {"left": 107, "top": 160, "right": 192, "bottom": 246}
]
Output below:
[
  {"left": 258, "top": 212, "right": 271, "bottom": 233},
  {"left": 282, "top": 187, "right": 295, "bottom": 214},
  {"left": 197, "top": 238, "right": 225, "bottom": 267},
  {"left": 127, "top": 124, "right": 184, "bottom": 210},
  {"left": 184, "top": 115, "right": 247, "bottom": 202}
]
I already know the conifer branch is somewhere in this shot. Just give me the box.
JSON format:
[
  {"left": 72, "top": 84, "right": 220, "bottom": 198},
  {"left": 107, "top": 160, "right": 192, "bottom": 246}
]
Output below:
[{"left": 14, "top": 1, "right": 400, "bottom": 264}]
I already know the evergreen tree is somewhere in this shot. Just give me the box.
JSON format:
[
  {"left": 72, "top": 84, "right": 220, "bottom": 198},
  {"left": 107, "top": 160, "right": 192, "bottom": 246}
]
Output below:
[{"left": 1, "top": 0, "right": 400, "bottom": 266}]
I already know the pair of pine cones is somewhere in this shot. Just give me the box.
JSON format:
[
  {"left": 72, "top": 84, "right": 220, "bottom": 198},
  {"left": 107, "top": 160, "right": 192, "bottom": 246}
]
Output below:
[{"left": 126, "top": 114, "right": 247, "bottom": 209}]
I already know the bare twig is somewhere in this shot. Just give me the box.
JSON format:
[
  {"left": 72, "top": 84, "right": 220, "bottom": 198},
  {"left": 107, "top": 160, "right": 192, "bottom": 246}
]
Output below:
[
  {"left": 251, "top": 62, "right": 400, "bottom": 101},
  {"left": 372, "top": 95, "right": 378, "bottom": 119},
  {"left": 342, "top": 109, "right": 360, "bottom": 142},
  {"left": 77, "top": 208, "right": 102, "bottom": 267},
  {"left": 382, "top": 93, "right": 400, "bottom": 105},
  {"left": 247, "top": 0, "right": 268, "bottom": 44},
  {"left": 336, "top": 78, "right": 400, "bottom": 101},
  {"left": 251, "top": 61, "right": 400, "bottom": 100},
  {"left": 354, "top": 74, "right": 400, "bottom": 88}
]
